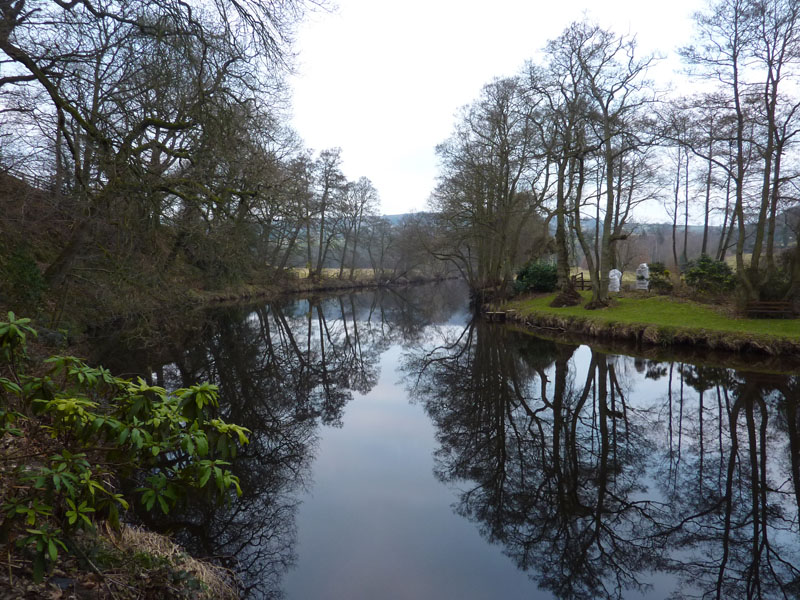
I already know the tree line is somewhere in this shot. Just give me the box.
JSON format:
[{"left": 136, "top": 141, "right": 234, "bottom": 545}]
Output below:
[
  {"left": 2, "top": 0, "right": 798, "bottom": 317},
  {"left": 0, "top": 0, "right": 441, "bottom": 322},
  {"left": 431, "top": 0, "right": 800, "bottom": 306}
]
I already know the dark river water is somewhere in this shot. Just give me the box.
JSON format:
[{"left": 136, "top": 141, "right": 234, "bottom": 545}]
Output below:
[{"left": 104, "top": 281, "right": 800, "bottom": 599}]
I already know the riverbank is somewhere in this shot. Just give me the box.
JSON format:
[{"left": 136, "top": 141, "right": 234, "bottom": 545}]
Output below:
[
  {"left": 6, "top": 272, "right": 452, "bottom": 355},
  {"left": 0, "top": 313, "right": 245, "bottom": 599},
  {"left": 188, "top": 272, "right": 448, "bottom": 306},
  {"left": 0, "top": 523, "right": 237, "bottom": 599},
  {"left": 497, "top": 292, "right": 800, "bottom": 358}
]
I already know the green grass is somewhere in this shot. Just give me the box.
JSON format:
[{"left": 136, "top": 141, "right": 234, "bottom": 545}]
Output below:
[{"left": 508, "top": 292, "right": 800, "bottom": 341}]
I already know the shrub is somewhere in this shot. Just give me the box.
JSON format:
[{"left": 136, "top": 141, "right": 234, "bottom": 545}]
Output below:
[
  {"left": 0, "top": 312, "right": 249, "bottom": 582},
  {"left": 648, "top": 262, "right": 673, "bottom": 295},
  {"left": 684, "top": 255, "right": 736, "bottom": 295},
  {"left": 515, "top": 261, "right": 557, "bottom": 293}
]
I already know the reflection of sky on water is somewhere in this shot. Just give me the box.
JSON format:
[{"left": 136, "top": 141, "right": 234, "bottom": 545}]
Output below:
[
  {"left": 283, "top": 308, "right": 800, "bottom": 599},
  {"left": 114, "top": 283, "right": 800, "bottom": 599},
  {"left": 283, "top": 345, "right": 543, "bottom": 600}
]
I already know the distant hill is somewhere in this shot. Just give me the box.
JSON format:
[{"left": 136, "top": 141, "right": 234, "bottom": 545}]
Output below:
[{"left": 380, "top": 212, "right": 432, "bottom": 225}]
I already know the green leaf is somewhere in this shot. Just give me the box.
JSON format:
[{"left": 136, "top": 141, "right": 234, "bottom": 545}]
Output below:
[
  {"left": 112, "top": 494, "right": 129, "bottom": 510},
  {"left": 195, "top": 435, "right": 208, "bottom": 457},
  {"left": 108, "top": 505, "right": 120, "bottom": 531},
  {"left": 0, "top": 378, "right": 22, "bottom": 395},
  {"left": 236, "top": 428, "right": 250, "bottom": 446},
  {"left": 198, "top": 466, "right": 212, "bottom": 488}
]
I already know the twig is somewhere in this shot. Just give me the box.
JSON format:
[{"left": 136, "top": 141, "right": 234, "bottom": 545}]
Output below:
[{"left": 72, "top": 543, "right": 121, "bottom": 600}]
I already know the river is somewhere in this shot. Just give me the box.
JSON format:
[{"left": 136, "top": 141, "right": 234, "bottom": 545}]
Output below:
[{"left": 103, "top": 281, "right": 800, "bottom": 599}]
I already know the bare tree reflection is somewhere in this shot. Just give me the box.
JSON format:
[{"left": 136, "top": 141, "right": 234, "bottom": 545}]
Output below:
[
  {"left": 99, "top": 282, "right": 800, "bottom": 599},
  {"left": 404, "top": 321, "right": 662, "bottom": 599},
  {"left": 656, "top": 369, "right": 800, "bottom": 600},
  {"left": 113, "top": 282, "right": 466, "bottom": 598},
  {"left": 404, "top": 323, "right": 800, "bottom": 600}
]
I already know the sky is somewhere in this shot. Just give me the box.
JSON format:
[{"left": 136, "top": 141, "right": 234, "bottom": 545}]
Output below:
[{"left": 288, "top": 0, "right": 702, "bottom": 216}]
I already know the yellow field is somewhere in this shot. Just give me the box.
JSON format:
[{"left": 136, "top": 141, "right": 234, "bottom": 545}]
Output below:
[{"left": 289, "top": 267, "right": 377, "bottom": 280}]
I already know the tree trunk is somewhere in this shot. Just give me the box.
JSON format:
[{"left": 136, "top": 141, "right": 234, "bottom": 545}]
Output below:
[
  {"left": 337, "top": 228, "right": 350, "bottom": 279},
  {"left": 682, "top": 149, "right": 689, "bottom": 263},
  {"left": 765, "top": 139, "right": 784, "bottom": 273},
  {"left": 552, "top": 155, "right": 581, "bottom": 307},
  {"left": 716, "top": 167, "right": 734, "bottom": 261},
  {"left": 671, "top": 148, "right": 681, "bottom": 270},
  {"left": 44, "top": 217, "right": 90, "bottom": 286},
  {"left": 349, "top": 218, "right": 362, "bottom": 280},
  {"left": 702, "top": 131, "right": 713, "bottom": 255}
]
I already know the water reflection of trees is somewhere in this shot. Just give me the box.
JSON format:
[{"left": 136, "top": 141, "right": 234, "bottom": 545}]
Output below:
[
  {"left": 657, "top": 368, "right": 800, "bottom": 600},
  {"left": 404, "top": 321, "right": 800, "bottom": 600},
  {"left": 121, "top": 282, "right": 465, "bottom": 598},
  {"left": 142, "top": 301, "right": 363, "bottom": 598}
]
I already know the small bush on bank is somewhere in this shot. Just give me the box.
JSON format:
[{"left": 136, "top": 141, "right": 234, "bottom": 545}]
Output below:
[
  {"left": 684, "top": 255, "right": 736, "bottom": 296},
  {"left": 648, "top": 262, "right": 673, "bottom": 295},
  {"left": 515, "top": 261, "right": 557, "bottom": 294}
]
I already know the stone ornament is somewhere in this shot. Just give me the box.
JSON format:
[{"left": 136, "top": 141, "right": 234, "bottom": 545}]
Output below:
[
  {"left": 635, "top": 263, "right": 650, "bottom": 290},
  {"left": 609, "top": 269, "right": 622, "bottom": 292}
]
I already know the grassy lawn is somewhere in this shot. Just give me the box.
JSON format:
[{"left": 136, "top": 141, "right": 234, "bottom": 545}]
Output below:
[{"left": 508, "top": 292, "right": 800, "bottom": 341}]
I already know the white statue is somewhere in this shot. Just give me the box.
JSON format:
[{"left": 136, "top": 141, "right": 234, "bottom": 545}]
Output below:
[
  {"left": 608, "top": 269, "right": 621, "bottom": 292},
  {"left": 635, "top": 263, "right": 650, "bottom": 290}
]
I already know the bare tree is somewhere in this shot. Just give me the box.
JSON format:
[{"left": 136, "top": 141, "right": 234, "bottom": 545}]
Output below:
[
  {"left": 567, "top": 22, "right": 656, "bottom": 306},
  {"left": 432, "top": 76, "right": 549, "bottom": 297},
  {"left": 311, "top": 147, "right": 345, "bottom": 280},
  {"left": 682, "top": 0, "right": 800, "bottom": 299},
  {"left": 338, "top": 176, "right": 378, "bottom": 279},
  {"left": 0, "top": 0, "right": 317, "bottom": 286}
]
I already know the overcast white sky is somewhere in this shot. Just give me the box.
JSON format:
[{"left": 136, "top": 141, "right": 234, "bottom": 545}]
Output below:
[{"left": 289, "top": 0, "right": 701, "bottom": 216}]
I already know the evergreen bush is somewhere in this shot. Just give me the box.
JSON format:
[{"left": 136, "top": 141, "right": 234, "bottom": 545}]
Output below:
[
  {"left": 648, "top": 262, "right": 673, "bottom": 294},
  {"left": 684, "top": 255, "right": 736, "bottom": 295},
  {"left": 515, "top": 261, "right": 558, "bottom": 293}
]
